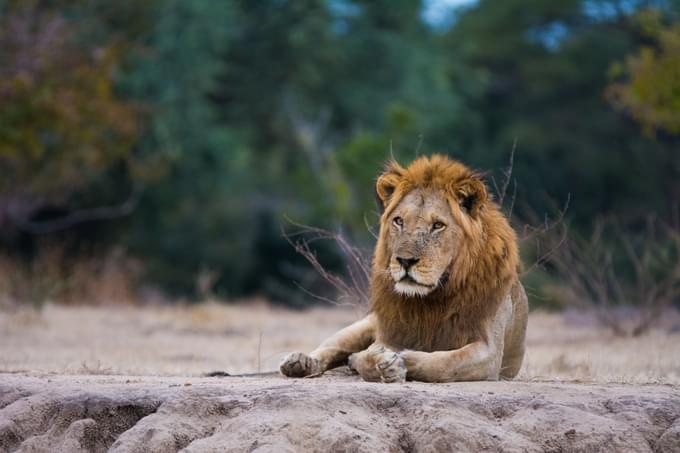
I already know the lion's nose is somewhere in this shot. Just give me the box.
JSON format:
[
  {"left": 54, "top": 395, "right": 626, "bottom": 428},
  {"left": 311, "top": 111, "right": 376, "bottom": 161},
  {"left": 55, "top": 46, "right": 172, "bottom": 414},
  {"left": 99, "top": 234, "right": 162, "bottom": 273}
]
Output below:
[{"left": 397, "top": 257, "right": 419, "bottom": 270}]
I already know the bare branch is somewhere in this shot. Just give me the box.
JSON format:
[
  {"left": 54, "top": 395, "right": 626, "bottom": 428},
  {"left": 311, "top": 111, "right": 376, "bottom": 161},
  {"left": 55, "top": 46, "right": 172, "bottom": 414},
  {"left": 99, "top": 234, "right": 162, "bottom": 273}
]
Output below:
[
  {"left": 363, "top": 214, "right": 379, "bottom": 240},
  {"left": 20, "top": 182, "right": 143, "bottom": 234},
  {"left": 497, "top": 138, "right": 517, "bottom": 207},
  {"left": 282, "top": 217, "right": 371, "bottom": 307},
  {"left": 415, "top": 133, "right": 424, "bottom": 157},
  {"left": 545, "top": 216, "right": 680, "bottom": 336}
]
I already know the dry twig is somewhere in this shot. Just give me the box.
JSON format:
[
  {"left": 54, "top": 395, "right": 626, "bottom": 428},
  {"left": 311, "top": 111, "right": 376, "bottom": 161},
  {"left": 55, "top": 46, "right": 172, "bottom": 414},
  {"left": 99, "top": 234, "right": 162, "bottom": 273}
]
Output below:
[
  {"left": 546, "top": 217, "right": 680, "bottom": 336},
  {"left": 282, "top": 217, "right": 372, "bottom": 307}
]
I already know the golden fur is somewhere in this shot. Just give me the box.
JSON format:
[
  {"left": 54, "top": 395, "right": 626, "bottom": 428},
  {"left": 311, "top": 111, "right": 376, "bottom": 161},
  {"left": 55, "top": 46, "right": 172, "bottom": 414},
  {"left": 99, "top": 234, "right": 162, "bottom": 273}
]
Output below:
[{"left": 280, "top": 154, "right": 528, "bottom": 383}]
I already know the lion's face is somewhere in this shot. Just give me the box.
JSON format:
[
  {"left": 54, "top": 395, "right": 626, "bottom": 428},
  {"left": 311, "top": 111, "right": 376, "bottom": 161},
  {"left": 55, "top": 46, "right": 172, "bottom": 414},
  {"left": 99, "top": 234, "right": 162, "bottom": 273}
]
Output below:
[
  {"left": 374, "top": 156, "right": 491, "bottom": 299},
  {"left": 386, "top": 188, "right": 459, "bottom": 297}
]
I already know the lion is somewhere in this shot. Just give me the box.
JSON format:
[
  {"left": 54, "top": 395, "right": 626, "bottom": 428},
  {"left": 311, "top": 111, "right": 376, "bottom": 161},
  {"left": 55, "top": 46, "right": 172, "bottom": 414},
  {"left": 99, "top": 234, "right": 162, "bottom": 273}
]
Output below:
[{"left": 280, "top": 154, "right": 528, "bottom": 383}]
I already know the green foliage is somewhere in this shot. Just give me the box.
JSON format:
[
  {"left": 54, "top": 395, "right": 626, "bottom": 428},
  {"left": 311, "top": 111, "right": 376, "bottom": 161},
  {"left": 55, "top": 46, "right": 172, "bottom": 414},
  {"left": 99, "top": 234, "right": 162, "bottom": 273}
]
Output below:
[
  {"left": 1, "top": 0, "right": 680, "bottom": 305},
  {"left": 335, "top": 103, "right": 426, "bottom": 234},
  {"left": 607, "top": 9, "right": 680, "bottom": 134},
  {"left": 0, "top": 3, "right": 140, "bottom": 210},
  {"left": 436, "top": 0, "right": 680, "bottom": 227},
  {"left": 118, "top": 0, "right": 259, "bottom": 296}
]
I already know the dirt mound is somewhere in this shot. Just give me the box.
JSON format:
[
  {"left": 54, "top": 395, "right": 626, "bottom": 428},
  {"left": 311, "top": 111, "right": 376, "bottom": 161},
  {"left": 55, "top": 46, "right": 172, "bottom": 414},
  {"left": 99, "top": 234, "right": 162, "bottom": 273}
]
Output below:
[{"left": 1, "top": 372, "right": 678, "bottom": 452}]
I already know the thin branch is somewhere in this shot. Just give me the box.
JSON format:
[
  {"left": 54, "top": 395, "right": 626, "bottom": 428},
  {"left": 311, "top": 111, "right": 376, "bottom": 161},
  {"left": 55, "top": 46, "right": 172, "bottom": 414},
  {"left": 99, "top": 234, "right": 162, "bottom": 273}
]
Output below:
[
  {"left": 415, "top": 133, "right": 424, "bottom": 157},
  {"left": 363, "top": 213, "right": 379, "bottom": 240},
  {"left": 498, "top": 138, "right": 517, "bottom": 207},
  {"left": 546, "top": 216, "right": 680, "bottom": 336},
  {"left": 20, "top": 182, "right": 143, "bottom": 234},
  {"left": 282, "top": 217, "right": 371, "bottom": 307},
  {"left": 293, "top": 281, "right": 341, "bottom": 305}
]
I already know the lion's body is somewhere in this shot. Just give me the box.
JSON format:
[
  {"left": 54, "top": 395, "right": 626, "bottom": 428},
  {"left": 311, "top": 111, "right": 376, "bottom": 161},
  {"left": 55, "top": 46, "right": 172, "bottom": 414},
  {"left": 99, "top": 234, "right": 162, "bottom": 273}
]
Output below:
[
  {"left": 372, "top": 282, "right": 527, "bottom": 380},
  {"left": 280, "top": 155, "right": 528, "bottom": 382}
]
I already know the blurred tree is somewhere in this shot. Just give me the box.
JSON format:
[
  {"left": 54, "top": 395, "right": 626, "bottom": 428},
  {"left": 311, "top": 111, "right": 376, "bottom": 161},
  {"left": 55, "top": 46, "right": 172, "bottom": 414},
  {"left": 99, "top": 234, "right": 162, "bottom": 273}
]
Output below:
[
  {"left": 3, "top": 0, "right": 680, "bottom": 305},
  {"left": 212, "top": 0, "right": 346, "bottom": 230},
  {"left": 438, "top": 0, "right": 680, "bottom": 227},
  {"left": 213, "top": 0, "right": 459, "bottom": 233},
  {"left": 607, "top": 9, "right": 680, "bottom": 135},
  {"left": 117, "top": 0, "right": 263, "bottom": 296},
  {"left": 208, "top": 0, "right": 463, "bottom": 301},
  {"left": 0, "top": 3, "right": 141, "bottom": 238},
  {"left": 606, "top": 7, "right": 680, "bottom": 225},
  {"left": 332, "top": 0, "right": 462, "bottom": 235}
]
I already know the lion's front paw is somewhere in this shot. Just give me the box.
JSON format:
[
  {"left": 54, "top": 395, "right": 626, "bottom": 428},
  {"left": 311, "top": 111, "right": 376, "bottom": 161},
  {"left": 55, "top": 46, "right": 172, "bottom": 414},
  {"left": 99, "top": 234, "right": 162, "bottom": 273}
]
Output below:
[
  {"left": 375, "top": 350, "right": 407, "bottom": 383},
  {"left": 279, "top": 352, "right": 322, "bottom": 378},
  {"left": 350, "top": 345, "right": 407, "bottom": 383}
]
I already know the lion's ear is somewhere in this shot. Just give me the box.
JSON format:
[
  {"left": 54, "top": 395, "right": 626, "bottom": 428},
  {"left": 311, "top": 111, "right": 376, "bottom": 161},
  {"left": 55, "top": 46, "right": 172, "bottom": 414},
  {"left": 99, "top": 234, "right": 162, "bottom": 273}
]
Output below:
[
  {"left": 375, "top": 161, "right": 404, "bottom": 208},
  {"left": 453, "top": 177, "right": 488, "bottom": 218}
]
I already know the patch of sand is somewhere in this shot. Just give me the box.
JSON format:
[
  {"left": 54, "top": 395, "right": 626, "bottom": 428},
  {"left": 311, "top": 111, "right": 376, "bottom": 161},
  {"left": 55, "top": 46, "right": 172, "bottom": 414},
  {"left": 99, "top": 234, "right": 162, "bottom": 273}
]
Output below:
[
  {"left": 1, "top": 303, "right": 679, "bottom": 384},
  {"left": 0, "top": 373, "right": 678, "bottom": 452}
]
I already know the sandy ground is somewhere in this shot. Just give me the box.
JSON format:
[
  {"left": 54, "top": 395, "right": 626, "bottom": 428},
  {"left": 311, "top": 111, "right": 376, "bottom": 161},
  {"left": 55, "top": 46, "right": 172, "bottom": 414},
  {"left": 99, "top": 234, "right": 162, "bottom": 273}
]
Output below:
[
  {"left": 0, "top": 302, "right": 679, "bottom": 384},
  {"left": 1, "top": 373, "right": 679, "bottom": 452}
]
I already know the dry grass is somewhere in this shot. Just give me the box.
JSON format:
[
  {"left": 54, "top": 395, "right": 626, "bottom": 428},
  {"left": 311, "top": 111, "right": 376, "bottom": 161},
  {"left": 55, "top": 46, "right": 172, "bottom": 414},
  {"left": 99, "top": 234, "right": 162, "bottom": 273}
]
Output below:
[
  {"left": 519, "top": 309, "right": 680, "bottom": 384},
  {"left": 0, "top": 247, "right": 142, "bottom": 309},
  {"left": 0, "top": 302, "right": 678, "bottom": 384}
]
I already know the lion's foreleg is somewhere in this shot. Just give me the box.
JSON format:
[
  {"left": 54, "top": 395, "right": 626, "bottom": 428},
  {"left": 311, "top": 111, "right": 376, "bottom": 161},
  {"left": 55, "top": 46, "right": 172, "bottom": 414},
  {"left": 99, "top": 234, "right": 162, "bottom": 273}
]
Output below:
[
  {"left": 400, "top": 341, "right": 502, "bottom": 382},
  {"left": 309, "top": 313, "right": 376, "bottom": 369},
  {"left": 400, "top": 296, "right": 512, "bottom": 382},
  {"left": 280, "top": 314, "right": 375, "bottom": 377}
]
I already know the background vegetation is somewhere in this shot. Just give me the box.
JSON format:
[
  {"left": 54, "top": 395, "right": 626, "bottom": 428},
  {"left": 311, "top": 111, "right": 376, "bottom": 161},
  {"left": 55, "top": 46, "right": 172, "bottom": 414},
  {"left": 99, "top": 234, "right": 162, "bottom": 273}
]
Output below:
[{"left": 1, "top": 0, "right": 679, "bottom": 313}]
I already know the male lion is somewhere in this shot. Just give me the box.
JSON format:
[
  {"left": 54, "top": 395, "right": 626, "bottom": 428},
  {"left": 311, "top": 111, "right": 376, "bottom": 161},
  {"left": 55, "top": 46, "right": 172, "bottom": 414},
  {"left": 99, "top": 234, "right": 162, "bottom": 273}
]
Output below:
[{"left": 280, "top": 155, "right": 528, "bottom": 383}]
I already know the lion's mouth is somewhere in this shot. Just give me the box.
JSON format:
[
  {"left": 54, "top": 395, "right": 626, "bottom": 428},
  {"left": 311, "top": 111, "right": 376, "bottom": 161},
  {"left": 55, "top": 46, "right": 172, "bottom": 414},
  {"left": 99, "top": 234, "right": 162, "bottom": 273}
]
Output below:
[
  {"left": 400, "top": 275, "right": 426, "bottom": 285},
  {"left": 400, "top": 271, "right": 438, "bottom": 286},
  {"left": 394, "top": 275, "right": 436, "bottom": 297}
]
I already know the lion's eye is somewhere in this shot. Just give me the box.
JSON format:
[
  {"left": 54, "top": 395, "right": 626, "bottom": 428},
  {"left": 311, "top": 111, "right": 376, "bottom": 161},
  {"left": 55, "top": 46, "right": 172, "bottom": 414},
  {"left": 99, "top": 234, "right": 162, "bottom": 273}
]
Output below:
[
  {"left": 393, "top": 216, "right": 404, "bottom": 228},
  {"left": 432, "top": 221, "right": 446, "bottom": 231}
]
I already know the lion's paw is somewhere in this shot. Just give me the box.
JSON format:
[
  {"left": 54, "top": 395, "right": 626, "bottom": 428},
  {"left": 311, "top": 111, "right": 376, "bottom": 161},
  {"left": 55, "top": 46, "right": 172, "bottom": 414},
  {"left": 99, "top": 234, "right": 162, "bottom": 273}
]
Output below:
[
  {"left": 279, "top": 352, "right": 322, "bottom": 378},
  {"left": 375, "top": 350, "right": 407, "bottom": 383},
  {"left": 349, "top": 345, "right": 407, "bottom": 383}
]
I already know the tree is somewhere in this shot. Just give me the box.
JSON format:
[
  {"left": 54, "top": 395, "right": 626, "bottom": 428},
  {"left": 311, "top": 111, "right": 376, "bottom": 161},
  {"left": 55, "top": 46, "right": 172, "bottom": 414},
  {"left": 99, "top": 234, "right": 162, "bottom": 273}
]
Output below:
[
  {"left": 437, "top": 0, "right": 680, "bottom": 227},
  {"left": 607, "top": 9, "right": 680, "bottom": 135},
  {"left": 116, "top": 0, "right": 264, "bottom": 296},
  {"left": 0, "top": 3, "right": 141, "bottom": 238}
]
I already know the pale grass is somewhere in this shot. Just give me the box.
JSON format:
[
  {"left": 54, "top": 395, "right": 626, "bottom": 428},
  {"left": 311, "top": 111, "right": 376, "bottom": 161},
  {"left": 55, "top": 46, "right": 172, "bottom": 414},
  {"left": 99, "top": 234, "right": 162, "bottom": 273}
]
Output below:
[
  {"left": 0, "top": 302, "right": 678, "bottom": 384},
  {"left": 519, "top": 310, "right": 680, "bottom": 384},
  {"left": 0, "top": 248, "right": 142, "bottom": 308}
]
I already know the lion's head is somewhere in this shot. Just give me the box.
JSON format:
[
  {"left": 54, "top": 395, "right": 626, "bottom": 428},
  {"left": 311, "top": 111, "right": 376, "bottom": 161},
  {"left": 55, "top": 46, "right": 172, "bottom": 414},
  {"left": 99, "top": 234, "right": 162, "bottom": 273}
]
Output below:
[{"left": 371, "top": 154, "right": 518, "bottom": 303}]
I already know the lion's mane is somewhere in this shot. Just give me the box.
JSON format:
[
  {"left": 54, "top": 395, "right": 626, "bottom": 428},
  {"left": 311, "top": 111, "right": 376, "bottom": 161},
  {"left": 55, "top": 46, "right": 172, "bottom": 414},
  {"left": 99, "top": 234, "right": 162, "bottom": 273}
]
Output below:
[{"left": 370, "top": 155, "right": 520, "bottom": 352}]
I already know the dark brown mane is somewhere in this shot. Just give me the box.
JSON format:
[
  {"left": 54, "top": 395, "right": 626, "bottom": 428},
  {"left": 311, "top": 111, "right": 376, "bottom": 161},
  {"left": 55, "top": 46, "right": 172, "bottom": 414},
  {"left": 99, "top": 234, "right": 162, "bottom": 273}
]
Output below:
[{"left": 370, "top": 155, "right": 520, "bottom": 352}]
